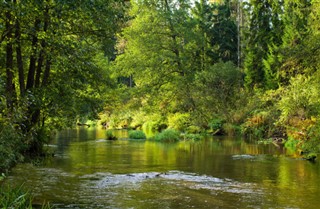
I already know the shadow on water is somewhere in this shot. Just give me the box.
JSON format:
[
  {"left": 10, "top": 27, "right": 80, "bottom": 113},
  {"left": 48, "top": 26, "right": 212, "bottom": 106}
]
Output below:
[{"left": 4, "top": 128, "right": 320, "bottom": 209}]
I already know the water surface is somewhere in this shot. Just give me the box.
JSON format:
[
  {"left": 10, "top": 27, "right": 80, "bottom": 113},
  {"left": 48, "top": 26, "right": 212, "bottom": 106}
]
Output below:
[{"left": 5, "top": 128, "right": 320, "bottom": 208}]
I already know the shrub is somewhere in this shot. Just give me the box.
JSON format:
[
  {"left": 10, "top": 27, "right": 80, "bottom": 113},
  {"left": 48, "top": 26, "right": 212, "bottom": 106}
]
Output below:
[
  {"left": 222, "top": 123, "right": 241, "bottom": 136},
  {"left": 186, "top": 125, "right": 202, "bottom": 134},
  {"left": 284, "top": 137, "right": 300, "bottom": 152},
  {"left": 128, "top": 130, "right": 146, "bottom": 139},
  {"left": 208, "top": 118, "right": 225, "bottom": 134},
  {"left": 154, "top": 129, "right": 181, "bottom": 142},
  {"left": 105, "top": 130, "right": 117, "bottom": 140},
  {"left": 168, "top": 113, "right": 191, "bottom": 132},
  {"left": 0, "top": 123, "right": 25, "bottom": 173},
  {"left": 302, "top": 121, "right": 320, "bottom": 154}
]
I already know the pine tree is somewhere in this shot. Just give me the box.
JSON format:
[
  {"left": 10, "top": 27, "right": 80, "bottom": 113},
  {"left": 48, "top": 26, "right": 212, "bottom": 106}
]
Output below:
[{"left": 243, "top": 0, "right": 274, "bottom": 89}]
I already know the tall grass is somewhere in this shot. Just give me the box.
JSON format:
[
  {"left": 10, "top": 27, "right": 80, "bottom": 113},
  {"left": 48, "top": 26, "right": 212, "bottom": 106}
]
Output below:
[{"left": 0, "top": 185, "right": 52, "bottom": 209}]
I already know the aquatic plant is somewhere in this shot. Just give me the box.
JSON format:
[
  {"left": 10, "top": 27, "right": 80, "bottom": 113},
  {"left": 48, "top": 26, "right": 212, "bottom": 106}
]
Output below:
[{"left": 128, "top": 130, "right": 146, "bottom": 139}]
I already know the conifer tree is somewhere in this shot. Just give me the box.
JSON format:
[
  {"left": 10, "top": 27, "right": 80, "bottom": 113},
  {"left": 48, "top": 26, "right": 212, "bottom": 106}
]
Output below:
[{"left": 243, "top": 0, "right": 274, "bottom": 89}]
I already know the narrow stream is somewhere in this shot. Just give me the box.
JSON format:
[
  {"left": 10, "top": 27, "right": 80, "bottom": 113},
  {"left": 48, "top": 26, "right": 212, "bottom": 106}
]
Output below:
[{"left": 4, "top": 128, "right": 320, "bottom": 208}]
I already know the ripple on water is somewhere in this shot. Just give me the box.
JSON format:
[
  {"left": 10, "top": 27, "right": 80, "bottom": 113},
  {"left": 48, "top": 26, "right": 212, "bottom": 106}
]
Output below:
[
  {"left": 78, "top": 170, "right": 262, "bottom": 196},
  {"left": 8, "top": 165, "right": 263, "bottom": 208},
  {"left": 232, "top": 154, "right": 256, "bottom": 160}
]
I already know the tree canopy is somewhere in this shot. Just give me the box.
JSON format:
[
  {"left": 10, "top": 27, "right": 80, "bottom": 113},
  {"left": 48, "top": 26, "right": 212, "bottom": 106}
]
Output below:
[{"left": 1, "top": 0, "right": 320, "bottom": 172}]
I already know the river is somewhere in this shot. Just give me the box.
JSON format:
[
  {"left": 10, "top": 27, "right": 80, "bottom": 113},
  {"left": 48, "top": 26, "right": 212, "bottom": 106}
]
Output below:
[{"left": 4, "top": 128, "right": 320, "bottom": 208}]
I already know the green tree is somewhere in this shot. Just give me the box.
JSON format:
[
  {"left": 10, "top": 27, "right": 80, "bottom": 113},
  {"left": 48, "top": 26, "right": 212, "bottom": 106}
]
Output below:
[
  {"left": 243, "top": 0, "right": 283, "bottom": 89},
  {"left": 210, "top": 0, "right": 238, "bottom": 64},
  {"left": 192, "top": 0, "right": 238, "bottom": 67},
  {"left": 0, "top": 0, "right": 126, "bottom": 153},
  {"left": 278, "top": 0, "right": 312, "bottom": 84},
  {"left": 115, "top": 0, "right": 199, "bottom": 114}
]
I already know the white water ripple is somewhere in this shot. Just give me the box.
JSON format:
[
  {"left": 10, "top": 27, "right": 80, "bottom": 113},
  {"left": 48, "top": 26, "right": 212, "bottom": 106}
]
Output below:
[{"left": 79, "top": 170, "right": 262, "bottom": 195}]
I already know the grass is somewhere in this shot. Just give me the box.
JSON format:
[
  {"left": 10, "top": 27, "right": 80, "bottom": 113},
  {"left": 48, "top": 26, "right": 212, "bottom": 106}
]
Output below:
[
  {"left": 0, "top": 185, "right": 52, "bottom": 209},
  {"left": 128, "top": 130, "right": 146, "bottom": 139}
]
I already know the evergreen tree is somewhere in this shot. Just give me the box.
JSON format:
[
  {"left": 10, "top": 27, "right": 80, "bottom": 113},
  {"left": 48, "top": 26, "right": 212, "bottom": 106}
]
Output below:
[
  {"left": 192, "top": 0, "right": 238, "bottom": 66},
  {"left": 277, "top": 0, "right": 312, "bottom": 84},
  {"left": 243, "top": 0, "right": 271, "bottom": 89},
  {"left": 243, "top": 0, "right": 282, "bottom": 89},
  {"left": 210, "top": 0, "right": 238, "bottom": 64}
]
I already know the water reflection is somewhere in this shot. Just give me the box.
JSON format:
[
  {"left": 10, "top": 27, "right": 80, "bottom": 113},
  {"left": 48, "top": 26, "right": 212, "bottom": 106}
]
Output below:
[{"left": 5, "top": 128, "right": 320, "bottom": 209}]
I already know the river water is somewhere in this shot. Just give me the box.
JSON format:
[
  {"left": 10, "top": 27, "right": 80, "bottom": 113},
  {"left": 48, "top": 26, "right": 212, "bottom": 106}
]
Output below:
[{"left": 4, "top": 128, "right": 320, "bottom": 208}]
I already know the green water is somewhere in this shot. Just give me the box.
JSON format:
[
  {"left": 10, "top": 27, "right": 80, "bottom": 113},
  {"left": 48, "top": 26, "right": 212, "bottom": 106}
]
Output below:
[{"left": 4, "top": 128, "right": 320, "bottom": 208}]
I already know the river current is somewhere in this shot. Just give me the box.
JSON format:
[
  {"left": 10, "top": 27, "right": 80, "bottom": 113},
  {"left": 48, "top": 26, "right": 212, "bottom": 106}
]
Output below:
[{"left": 4, "top": 128, "right": 320, "bottom": 208}]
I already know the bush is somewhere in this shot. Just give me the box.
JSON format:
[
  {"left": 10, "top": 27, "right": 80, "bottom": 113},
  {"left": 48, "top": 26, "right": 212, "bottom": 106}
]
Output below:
[
  {"left": 105, "top": 130, "right": 117, "bottom": 140},
  {"left": 168, "top": 113, "right": 191, "bottom": 132},
  {"left": 0, "top": 123, "right": 25, "bottom": 173},
  {"left": 222, "top": 123, "right": 241, "bottom": 136},
  {"left": 284, "top": 137, "right": 300, "bottom": 152},
  {"left": 194, "top": 62, "right": 243, "bottom": 120},
  {"left": 154, "top": 129, "right": 181, "bottom": 142},
  {"left": 208, "top": 118, "right": 225, "bottom": 134},
  {"left": 128, "top": 130, "right": 146, "bottom": 139},
  {"left": 302, "top": 122, "right": 320, "bottom": 154},
  {"left": 186, "top": 125, "right": 202, "bottom": 134}
]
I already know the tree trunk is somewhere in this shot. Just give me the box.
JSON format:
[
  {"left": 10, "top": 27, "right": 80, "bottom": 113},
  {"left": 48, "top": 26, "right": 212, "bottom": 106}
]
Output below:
[
  {"left": 35, "top": 7, "right": 49, "bottom": 88},
  {"left": 42, "top": 59, "right": 51, "bottom": 86},
  {"left": 15, "top": 20, "right": 25, "bottom": 96},
  {"left": 5, "top": 9, "right": 16, "bottom": 110},
  {"left": 26, "top": 19, "right": 41, "bottom": 90}
]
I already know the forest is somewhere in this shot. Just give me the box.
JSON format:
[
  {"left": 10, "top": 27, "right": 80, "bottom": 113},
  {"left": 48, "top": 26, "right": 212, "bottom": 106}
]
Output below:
[{"left": 1, "top": 0, "right": 320, "bottom": 173}]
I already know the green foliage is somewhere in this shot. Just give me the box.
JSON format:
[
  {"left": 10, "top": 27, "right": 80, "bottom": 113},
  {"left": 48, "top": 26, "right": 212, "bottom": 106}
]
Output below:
[
  {"left": 0, "top": 122, "right": 24, "bottom": 173},
  {"left": 208, "top": 118, "right": 225, "bottom": 131},
  {"left": 168, "top": 113, "right": 191, "bottom": 132},
  {"left": 239, "top": 89, "right": 284, "bottom": 139},
  {"left": 0, "top": 0, "right": 126, "bottom": 166},
  {"left": 182, "top": 133, "right": 204, "bottom": 141},
  {"left": 0, "top": 185, "right": 52, "bottom": 209},
  {"left": 153, "top": 129, "right": 181, "bottom": 142},
  {"left": 193, "top": 61, "right": 243, "bottom": 123},
  {"left": 186, "top": 125, "right": 202, "bottom": 134},
  {"left": 0, "top": 185, "right": 33, "bottom": 209},
  {"left": 302, "top": 121, "right": 320, "bottom": 154},
  {"left": 105, "top": 130, "right": 117, "bottom": 140},
  {"left": 277, "top": 76, "right": 313, "bottom": 122},
  {"left": 222, "top": 123, "right": 242, "bottom": 136},
  {"left": 128, "top": 130, "right": 146, "bottom": 139},
  {"left": 284, "top": 137, "right": 300, "bottom": 152},
  {"left": 209, "top": 0, "right": 238, "bottom": 64}
]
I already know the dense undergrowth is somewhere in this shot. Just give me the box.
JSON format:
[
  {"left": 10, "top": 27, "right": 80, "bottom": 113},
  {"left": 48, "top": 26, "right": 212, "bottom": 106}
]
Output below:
[{"left": 99, "top": 72, "right": 320, "bottom": 158}]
